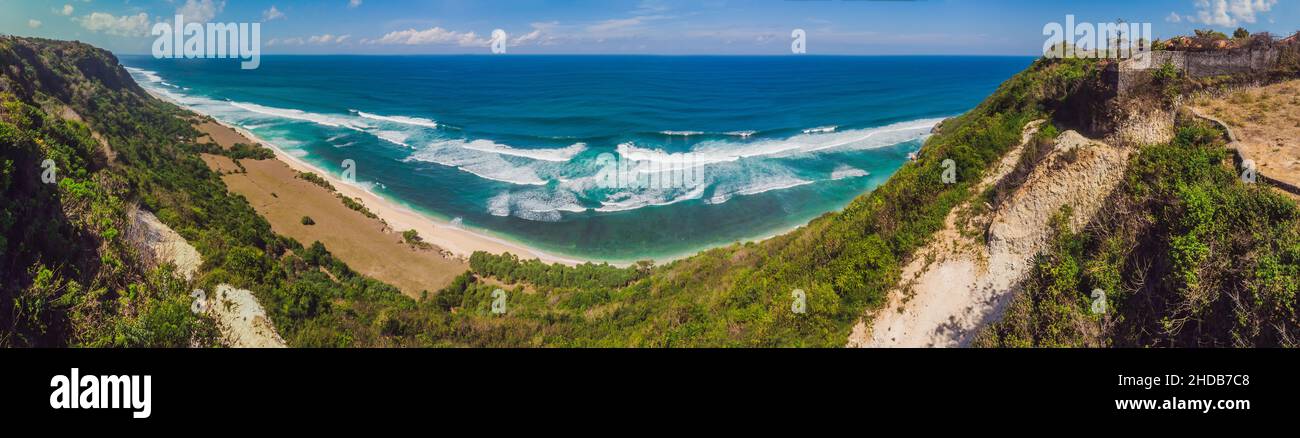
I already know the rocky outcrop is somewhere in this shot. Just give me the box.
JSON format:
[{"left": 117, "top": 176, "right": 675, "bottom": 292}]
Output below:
[
  {"left": 853, "top": 128, "right": 1130, "bottom": 347},
  {"left": 126, "top": 208, "right": 202, "bottom": 281},
  {"left": 205, "top": 285, "right": 286, "bottom": 348}
]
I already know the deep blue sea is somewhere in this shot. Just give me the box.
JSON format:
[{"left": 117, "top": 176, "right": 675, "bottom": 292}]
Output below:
[{"left": 120, "top": 55, "right": 1033, "bottom": 262}]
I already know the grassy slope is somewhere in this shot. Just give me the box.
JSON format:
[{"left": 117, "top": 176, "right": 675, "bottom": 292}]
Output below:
[
  {"left": 976, "top": 121, "right": 1300, "bottom": 347},
  {"left": 465, "top": 57, "right": 1099, "bottom": 346},
  {"left": 0, "top": 36, "right": 1102, "bottom": 347}
]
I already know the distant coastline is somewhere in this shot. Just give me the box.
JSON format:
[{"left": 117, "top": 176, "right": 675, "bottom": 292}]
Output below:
[{"left": 120, "top": 55, "right": 1026, "bottom": 263}]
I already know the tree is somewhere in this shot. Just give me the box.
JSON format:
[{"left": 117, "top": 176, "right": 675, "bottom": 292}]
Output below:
[{"left": 1234, "top": 27, "right": 1250, "bottom": 39}]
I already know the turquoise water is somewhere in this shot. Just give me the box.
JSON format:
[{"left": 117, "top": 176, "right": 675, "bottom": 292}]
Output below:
[{"left": 121, "top": 55, "right": 1033, "bottom": 262}]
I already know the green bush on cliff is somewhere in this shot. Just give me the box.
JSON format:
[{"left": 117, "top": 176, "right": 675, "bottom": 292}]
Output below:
[{"left": 978, "top": 122, "right": 1300, "bottom": 347}]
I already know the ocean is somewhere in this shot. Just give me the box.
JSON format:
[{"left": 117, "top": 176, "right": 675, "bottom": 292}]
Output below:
[{"left": 121, "top": 55, "right": 1034, "bottom": 262}]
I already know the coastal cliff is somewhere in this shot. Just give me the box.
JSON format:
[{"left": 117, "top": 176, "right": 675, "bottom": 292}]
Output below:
[{"left": 3, "top": 35, "right": 1298, "bottom": 347}]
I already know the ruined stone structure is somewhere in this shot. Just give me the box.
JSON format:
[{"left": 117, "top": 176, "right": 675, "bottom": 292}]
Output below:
[{"left": 1110, "top": 48, "right": 1281, "bottom": 96}]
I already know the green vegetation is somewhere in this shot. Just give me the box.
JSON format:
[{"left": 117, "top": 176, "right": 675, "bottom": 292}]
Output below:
[
  {"left": 437, "top": 57, "right": 1101, "bottom": 346},
  {"left": 0, "top": 37, "right": 416, "bottom": 346},
  {"left": 2, "top": 37, "right": 1102, "bottom": 347},
  {"left": 340, "top": 195, "right": 378, "bottom": 220},
  {"left": 224, "top": 142, "right": 276, "bottom": 160},
  {"left": 300, "top": 216, "right": 315, "bottom": 226},
  {"left": 0, "top": 41, "right": 218, "bottom": 346},
  {"left": 977, "top": 122, "right": 1300, "bottom": 347},
  {"left": 296, "top": 171, "right": 334, "bottom": 191},
  {"left": 402, "top": 229, "right": 431, "bottom": 250},
  {"left": 296, "top": 171, "right": 381, "bottom": 220},
  {"left": 21, "top": 35, "right": 1292, "bottom": 348},
  {"left": 1195, "top": 29, "right": 1230, "bottom": 41}
]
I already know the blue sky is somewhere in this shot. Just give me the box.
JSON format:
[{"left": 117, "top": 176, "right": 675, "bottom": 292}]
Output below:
[{"left": 3, "top": 0, "right": 1298, "bottom": 55}]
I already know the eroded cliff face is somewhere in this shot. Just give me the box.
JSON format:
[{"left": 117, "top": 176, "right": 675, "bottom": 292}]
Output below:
[
  {"left": 1104, "top": 104, "right": 1177, "bottom": 147},
  {"left": 1056, "top": 64, "right": 1178, "bottom": 148}
]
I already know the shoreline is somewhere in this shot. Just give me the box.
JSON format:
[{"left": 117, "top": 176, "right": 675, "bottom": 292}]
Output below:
[
  {"left": 222, "top": 121, "right": 593, "bottom": 267},
  {"left": 137, "top": 82, "right": 885, "bottom": 268},
  {"left": 229, "top": 119, "right": 819, "bottom": 267}
]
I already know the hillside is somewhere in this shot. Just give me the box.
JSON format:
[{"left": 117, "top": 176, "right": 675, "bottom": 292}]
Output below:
[
  {"left": 4, "top": 35, "right": 1296, "bottom": 347},
  {"left": 976, "top": 38, "right": 1300, "bottom": 347}
]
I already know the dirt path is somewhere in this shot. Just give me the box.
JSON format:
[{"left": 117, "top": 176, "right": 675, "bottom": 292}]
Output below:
[{"left": 848, "top": 123, "right": 1130, "bottom": 347}]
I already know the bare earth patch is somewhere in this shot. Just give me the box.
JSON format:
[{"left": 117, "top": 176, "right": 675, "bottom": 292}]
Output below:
[
  {"left": 195, "top": 120, "right": 469, "bottom": 297},
  {"left": 849, "top": 125, "right": 1131, "bottom": 347},
  {"left": 126, "top": 208, "right": 202, "bottom": 281},
  {"left": 206, "top": 284, "right": 286, "bottom": 348},
  {"left": 1191, "top": 80, "right": 1300, "bottom": 191}
]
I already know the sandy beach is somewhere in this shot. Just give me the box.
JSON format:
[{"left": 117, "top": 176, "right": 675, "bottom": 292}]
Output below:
[{"left": 193, "top": 118, "right": 587, "bottom": 297}]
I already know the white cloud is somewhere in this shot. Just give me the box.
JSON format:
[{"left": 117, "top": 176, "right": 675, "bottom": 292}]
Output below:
[
  {"left": 371, "top": 27, "right": 490, "bottom": 47},
  {"left": 1166, "top": 12, "right": 1183, "bottom": 23},
  {"left": 268, "top": 37, "right": 306, "bottom": 47},
  {"left": 178, "top": 0, "right": 226, "bottom": 23},
  {"left": 263, "top": 6, "right": 285, "bottom": 21},
  {"left": 511, "top": 22, "right": 559, "bottom": 46},
  {"left": 587, "top": 15, "right": 670, "bottom": 36},
  {"left": 348, "top": 0, "right": 362, "bottom": 8},
  {"left": 271, "top": 34, "right": 352, "bottom": 47},
  {"left": 1191, "top": 0, "right": 1277, "bottom": 27},
  {"left": 28, "top": 19, "right": 42, "bottom": 29},
  {"left": 55, "top": 5, "right": 74, "bottom": 16},
  {"left": 75, "top": 12, "right": 151, "bottom": 37},
  {"left": 308, "top": 34, "right": 351, "bottom": 44}
]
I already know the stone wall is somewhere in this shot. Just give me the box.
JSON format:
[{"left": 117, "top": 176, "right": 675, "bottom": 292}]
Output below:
[{"left": 1112, "top": 48, "right": 1280, "bottom": 96}]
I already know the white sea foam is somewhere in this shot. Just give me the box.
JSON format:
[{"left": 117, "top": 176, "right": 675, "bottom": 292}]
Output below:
[
  {"left": 125, "top": 67, "right": 162, "bottom": 84},
  {"left": 125, "top": 66, "right": 924, "bottom": 217},
  {"left": 619, "top": 118, "right": 941, "bottom": 166},
  {"left": 803, "top": 126, "right": 838, "bottom": 134},
  {"left": 595, "top": 184, "right": 707, "bottom": 212},
  {"left": 406, "top": 141, "right": 549, "bottom": 186},
  {"left": 374, "top": 130, "right": 412, "bottom": 148},
  {"left": 460, "top": 140, "right": 587, "bottom": 162},
  {"left": 707, "top": 175, "right": 813, "bottom": 205},
  {"left": 486, "top": 189, "right": 585, "bottom": 222},
  {"left": 355, "top": 111, "right": 440, "bottom": 129},
  {"left": 830, "top": 165, "right": 869, "bottom": 180},
  {"left": 230, "top": 101, "right": 372, "bottom": 132}
]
